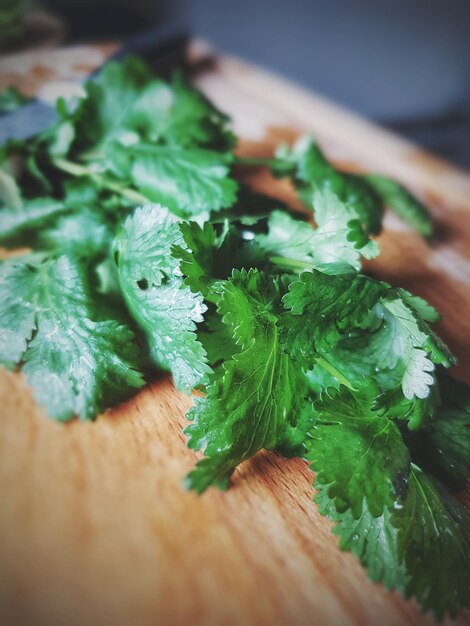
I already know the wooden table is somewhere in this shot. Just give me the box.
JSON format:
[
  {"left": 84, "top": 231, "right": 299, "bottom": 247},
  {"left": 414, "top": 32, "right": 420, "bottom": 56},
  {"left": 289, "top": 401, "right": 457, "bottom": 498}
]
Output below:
[{"left": 1, "top": 41, "right": 469, "bottom": 626}]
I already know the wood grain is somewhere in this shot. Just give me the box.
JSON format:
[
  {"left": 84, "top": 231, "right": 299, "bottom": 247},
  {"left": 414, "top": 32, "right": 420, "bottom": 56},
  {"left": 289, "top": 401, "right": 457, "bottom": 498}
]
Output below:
[{"left": 0, "top": 42, "right": 469, "bottom": 626}]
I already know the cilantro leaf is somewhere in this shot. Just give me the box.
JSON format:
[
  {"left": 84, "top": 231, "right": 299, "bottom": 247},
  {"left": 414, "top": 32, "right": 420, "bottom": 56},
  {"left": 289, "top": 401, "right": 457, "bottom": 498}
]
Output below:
[
  {"left": 36, "top": 209, "right": 113, "bottom": 257},
  {"left": 307, "top": 386, "right": 410, "bottom": 517},
  {"left": 172, "top": 220, "right": 218, "bottom": 296},
  {"left": 114, "top": 205, "right": 210, "bottom": 391},
  {"left": 197, "top": 310, "right": 238, "bottom": 366},
  {"left": 0, "top": 254, "right": 144, "bottom": 419},
  {"left": 109, "top": 142, "right": 238, "bottom": 218},
  {"left": 281, "top": 270, "right": 386, "bottom": 367},
  {"left": 375, "top": 296, "right": 452, "bottom": 400},
  {"left": 76, "top": 56, "right": 163, "bottom": 149},
  {"left": 76, "top": 59, "right": 234, "bottom": 152},
  {"left": 172, "top": 220, "right": 255, "bottom": 297},
  {"left": 408, "top": 374, "right": 470, "bottom": 489},
  {"left": 365, "top": 175, "right": 433, "bottom": 237},
  {"left": 256, "top": 190, "right": 378, "bottom": 275},
  {"left": 273, "top": 136, "right": 384, "bottom": 235},
  {"left": 161, "top": 72, "right": 235, "bottom": 150},
  {"left": 316, "top": 464, "right": 470, "bottom": 619},
  {"left": 393, "top": 465, "right": 470, "bottom": 619},
  {"left": 315, "top": 486, "right": 408, "bottom": 591},
  {"left": 0, "top": 197, "right": 114, "bottom": 258},
  {"left": 396, "top": 288, "right": 440, "bottom": 324},
  {"left": 312, "top": 289, "right": 454, "bottom": 426},
  {"left": 0, "top": 198, "right": 69, "bottom": 246},
  {"left": 0, "top": 86, "right": 32, "bottom": 114},
  {"left": 185, "top": 269, "right": 309, "bottom": 492}
]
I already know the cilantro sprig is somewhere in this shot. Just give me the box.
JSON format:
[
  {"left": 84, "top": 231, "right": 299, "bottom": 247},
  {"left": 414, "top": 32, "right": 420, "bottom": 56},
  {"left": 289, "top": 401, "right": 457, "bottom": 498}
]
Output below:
[{"left": 1, "top": 57, "right": 469, "bottom": 620}]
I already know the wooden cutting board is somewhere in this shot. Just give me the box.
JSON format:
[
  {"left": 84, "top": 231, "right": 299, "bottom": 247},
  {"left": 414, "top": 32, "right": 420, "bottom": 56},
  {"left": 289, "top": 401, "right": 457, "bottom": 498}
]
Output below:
[{"left": 0, "top": 41, "right": 469, "bottom": 626}]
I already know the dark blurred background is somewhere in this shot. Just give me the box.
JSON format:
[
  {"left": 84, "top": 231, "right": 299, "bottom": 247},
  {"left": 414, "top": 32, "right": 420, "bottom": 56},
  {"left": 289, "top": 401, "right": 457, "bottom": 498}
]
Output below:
[{"left": 12, "top": 0, "right": 470, "bottom": 167}]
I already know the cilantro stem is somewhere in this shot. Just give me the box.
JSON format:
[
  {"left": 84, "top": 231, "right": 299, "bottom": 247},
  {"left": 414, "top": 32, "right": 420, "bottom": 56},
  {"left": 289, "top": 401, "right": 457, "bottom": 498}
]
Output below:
[
  {"left": 0, "top": 168, "right": 22, "bottom": 210},
  {"left": 52, "top": 157, "right": 151, "bottom": 206},
  {"left": 269, "top": 255, "right": 313, "bottom": 271},
  {"left": 315, "top": 356, "right": 356, "bottom": 391},
  {"left": 233, "top": 156, "right": 279, "bottom": 168}
]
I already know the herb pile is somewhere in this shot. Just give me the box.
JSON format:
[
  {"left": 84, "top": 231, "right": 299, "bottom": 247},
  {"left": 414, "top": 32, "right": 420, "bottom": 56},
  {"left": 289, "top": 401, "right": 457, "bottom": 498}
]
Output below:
[{"left": 1, "top": 57, "right": 469, "bottom": 620}]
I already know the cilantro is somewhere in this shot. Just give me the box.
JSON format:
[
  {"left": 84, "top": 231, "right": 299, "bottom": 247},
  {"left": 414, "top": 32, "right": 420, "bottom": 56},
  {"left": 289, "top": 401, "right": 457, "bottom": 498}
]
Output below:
[
  {"left": 307, "top": 386, "right": 410, "bottom": 517},
  {"left": 0, "top": 198, "right": 69, "bottom": 245},
  {"left": 256, "top": 190, "right": 379, "bottom": 275},
  {"left": 312, "top": 400, "right": 470, "bottom": 619},
  {"left": 0, "top": 86, "right": 32, "bottom": 114},
  {"left": 365, "top": 174, "right": 433, "bottom": 237},
  {"left": 238, "top": 135, "right": 433, "bottom": 239},
  {"left": 407, "top": 373, "right": 470, "bottom": 489},
  {"left": 109, "top": 142, "right": 238, "bottom": 218},
  {"left": 1, "top": 55, "right": 468, "bottom": 621},
  {"left": 315, "top": 487, "right": 409, "bottom": 592},
  {"left": 75, "top": 59, "right": 233, "bottom": 152},
  {"left": 185, "top": 269, "right": 309, "bottom": 492},
  {"left": 114, "top": 205, "right": 210, "bottom": 391},
  {"left": 281, "top": 270, "right": 387, "bottom": 367},
  {"left": 76, "top": 56, "right": 167, "bottom": 150},
  {"left": 394, "top": 465, "right": 470, "bottom": 619},
  {"left": 316, "top": 466, "right": 470, "bottom": 620},
  {"left": 0, "top": 254, "right": 144, "bottom": 419},
  {"left": 172, "top": 220, "right": 218, "bottom": 296},
  {"left": 271, "top": 136, "right": 384, "bottom": 235},
  {"left": 161, "top": 72, "right": 235, "bottom": 150}
]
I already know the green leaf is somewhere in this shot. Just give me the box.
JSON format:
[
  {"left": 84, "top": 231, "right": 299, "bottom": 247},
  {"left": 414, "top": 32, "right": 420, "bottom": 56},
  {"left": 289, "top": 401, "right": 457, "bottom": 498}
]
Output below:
[
  {"left": 365, "top": 175, "right": 433, "bottom": 237},
  {"left": 273, "top": 136, "right": 384, "bottom": 235},
  {"left": 281, "top": 270, "right": 387, "bottom": 367},
  {"left": 408, "top": 374, "right": 470, "bottom": 489},
  {"left": 316, "top": 461, "right": 470, "bottom": 620},
  {"left": 305, "top": 364, "right": 341, "bottom": 395},
  {"left": 172, "top": 220, "right": 218, "bottom": 296},
  {"left": 114, "top": 205, "right": 210, "bottom": 391},
  {"left": 323, "top": 291, "right": 454, "bottom": 412},
  {"left": 77, "top": 56, "right": 165, "bottom": 148},
  {"left": 256, "top": 190, "right": 379, "bottom": 274},
  {"left": 36, "top": 209, "right": 113, "bottom": 257},
  {"left": 377, "top": 296, "right": 451, "bottom": 399},
  {"left": 185, "top": 269, "right": 309, "bottom": 492},
  {"left": 213, "top": 185, "right": 290, "bottom": 226},
  {"left": 393, "top": 465, "right": 470, "bottom": 619},
  {"left": 315, "top": 486, "right": 408, "bottom": 591},
  {"left": 109, "top": 142, "right": 238, "bottom": 218},
  {"left": 0, "top": 86, "right": 32, "bottom": 114},
  {"left": 75, "top": 58, "right": 234, "bottom": 153},
  {"left": 197, "top": 309, "right": 238, "bottom": 366},
  {"left": 396, "top": 288, "right": 440, "bottom": 324},
  {"left": 0, "top": 195, "right": 113, "bottom": 258},
  {"left": 160, "top": 72, "right": 235, "bottom": 150},
  {"left": 0, "top": 254, "right": 144, "bottom": 419},
  {"left": 307, "top": 386, "right": 410, "bottom": 517},
  {"left": 172, "top": 220, "right": 255, "bottom": 297},
  {"left": 0, "top": 198, "right": 69, "bottom": 246},
  {"left": 375, "top": 384, "right": 440, "bottom": 431}
]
